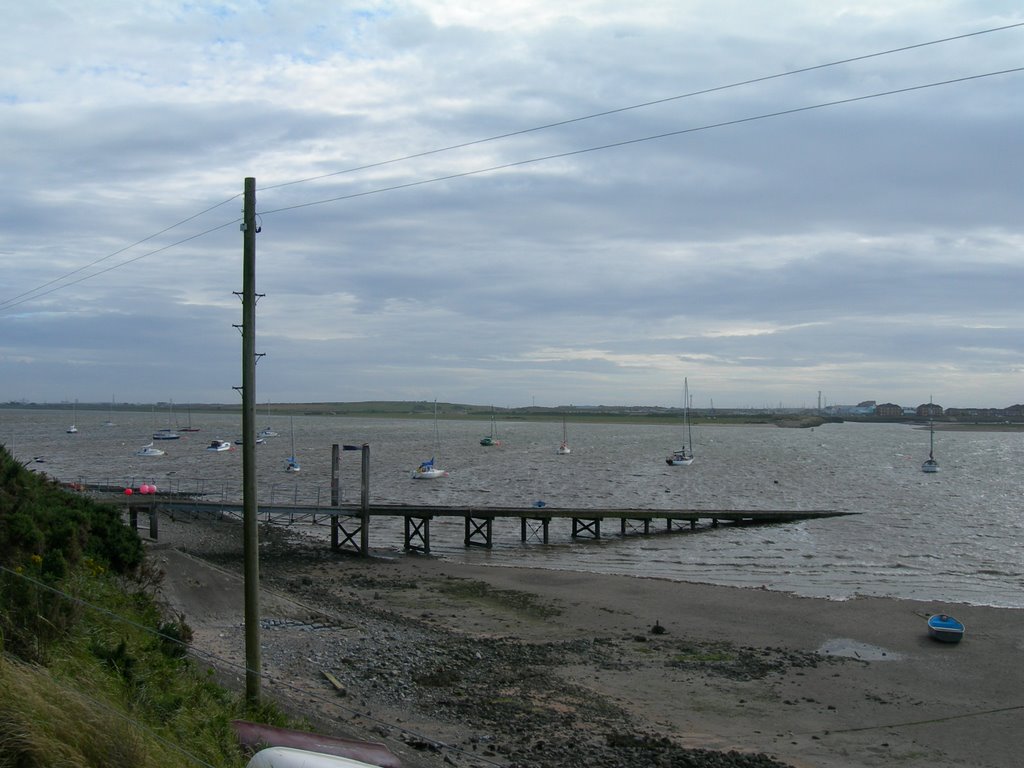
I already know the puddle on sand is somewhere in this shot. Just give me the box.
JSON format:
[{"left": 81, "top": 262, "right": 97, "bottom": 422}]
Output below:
[{"left": 817, "top": 638, "right": 904, "bottom": 661}]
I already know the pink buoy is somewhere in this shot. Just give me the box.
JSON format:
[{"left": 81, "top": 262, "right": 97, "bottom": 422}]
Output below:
[
  {"left": 148, "top": 484, "right": 157, "bottom": 494},
  {"left": 124, "top": 488, "right": 133, "bottom": 496}
]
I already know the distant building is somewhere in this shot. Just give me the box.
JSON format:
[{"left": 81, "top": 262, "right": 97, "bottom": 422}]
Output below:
[
  {"left": 916, "top": 402, "right": 943, "bottom": 418},
  {"left": 823, "top": 404, "right": 876, "bottom": 416},
  {"left": 875, "top": 403, "right": 903, "bottom": 417}
]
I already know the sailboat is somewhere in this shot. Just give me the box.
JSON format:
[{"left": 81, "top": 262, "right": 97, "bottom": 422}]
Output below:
[
  {"left": 413, "top": 400, "right": 448, "bottom": 479},
  {"left": 285, "top": 417, "right": 301, "bottom": 472},
  {"left": 284, "top": 417, "right": 300, "bottom": 472},
  {"left": 180, "top": 404, "right": 201, "bottom": 432},
  {"left": 665, "top": 378, "right": 695, "bottom": 466},
  {"left": 259, "top": 402, "right": 279, "bottom": 438},
  {"left": 152, "top": 401, "right": 181, "bottom": 440},
  {"left": 102, "top": 395, "right": 116, "bottom": 427},
  {"left": 480, "top": 407, "right": 500, "bottom": 446},
  {"left": 922, "top": 397, "right": 940, "bottom": 473},
  {"left": 556, "top": 414, "right": 571, "bottom": 455},
  {"left": 66, "top": 400, "right": 78, "bottom": 433}
]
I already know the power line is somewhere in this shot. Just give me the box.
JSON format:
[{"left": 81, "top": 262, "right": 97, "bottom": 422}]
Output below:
[
  {"left": 0, "top": 194, "right": 241, "bottom": 312},
  {"left": 4, "top": 23, "right": 1020, "bottom": 309},
  {"left": 258, "top": 21, "right": 1024, "bottom": 193},
  {"left": 0, "top": 218, "right": 240, "bottom": 313},
  {"left": 259, "top": 67, "right": 1024, "bottom": 218}
]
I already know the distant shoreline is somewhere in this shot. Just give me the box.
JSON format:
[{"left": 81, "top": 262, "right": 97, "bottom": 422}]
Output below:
[{"left": 3, "top": 401, "right": 1022, "bottom": 430}]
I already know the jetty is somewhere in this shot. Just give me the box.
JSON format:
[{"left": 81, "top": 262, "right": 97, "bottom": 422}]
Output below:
[
  {"left": 113, "top": 495, "right": 849, "bottom": 556},
  {"left": 72, "top": 442, "right": 854, "bottom": 556}
]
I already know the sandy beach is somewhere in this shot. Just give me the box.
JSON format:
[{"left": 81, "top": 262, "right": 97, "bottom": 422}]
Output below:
[{"left": 148, "top": 514, "right": 1023, "bottom": 768}]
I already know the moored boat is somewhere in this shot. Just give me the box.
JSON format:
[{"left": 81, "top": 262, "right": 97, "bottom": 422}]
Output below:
[
  {"left": 413, "top": 400, "right": 448, "bottom": 478},
  {"left": 927, "top": 613, "right": 964, "bottom": 643},
  {"left": 412, "top": 458, "right": 448, "bottom": 479},
  {"left": 285, "top": 417, "right": 301, "bottom": 472},
  {"left": 557, "top": 414, "right": 571, "bottom": 454},
  {"left": 206, "top": 439, "right": 232, "bottom": 452},
  {"left": 135, "top": 443, "right": 165, "bottom": 457},
  {"left": 480, "top": 407, "right": 501, "bottom": 446},
  {"left": 922, "top": 398, "right": 940, "bottom": 473},
  {"left": 666, "top": 378, "right": 695, "bottom": 466}
]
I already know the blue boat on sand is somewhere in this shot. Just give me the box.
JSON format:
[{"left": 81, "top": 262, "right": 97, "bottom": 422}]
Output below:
[{"left": 927, "top": 613, "right": 965, "bottom": 643}]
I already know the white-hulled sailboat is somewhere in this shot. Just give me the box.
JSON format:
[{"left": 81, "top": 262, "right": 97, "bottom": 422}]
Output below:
[
  {"left": 666, "top": 378, "right": 695, "bottom": 466},
  {"left": 285, "top": 417, "right": 301, "bottom": 472},
  {"left": 557, "top": 415, "right": 571, "bottom": 455},
  {"left": 413, "top": 400, "right": 448, "bottom": 479}
]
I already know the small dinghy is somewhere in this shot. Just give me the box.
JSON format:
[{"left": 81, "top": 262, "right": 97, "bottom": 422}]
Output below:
[{"left": 927, "top": 613, "right": 965, "bottom": 643}]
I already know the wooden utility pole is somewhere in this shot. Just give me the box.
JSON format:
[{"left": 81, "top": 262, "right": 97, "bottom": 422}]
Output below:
[{"left": 241, "top": 177, "right": 261, "bottom": 705}]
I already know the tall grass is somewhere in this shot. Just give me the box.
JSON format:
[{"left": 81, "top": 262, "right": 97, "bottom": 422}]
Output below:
[{"left": 0, "top": 445, "right": 286, "bottom": 767}]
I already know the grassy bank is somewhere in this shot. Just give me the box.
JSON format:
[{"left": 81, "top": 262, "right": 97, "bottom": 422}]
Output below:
[{"left": 0, "top": 444, "right": 284, "bottom": 768}]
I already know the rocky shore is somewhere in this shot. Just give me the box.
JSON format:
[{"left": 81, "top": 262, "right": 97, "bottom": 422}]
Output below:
[{"left": 149, "top": 514, "right": 1023, "bottom": 768}]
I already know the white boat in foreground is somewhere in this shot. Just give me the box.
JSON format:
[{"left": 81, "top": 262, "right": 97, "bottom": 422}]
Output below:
[
  {"left": 206, "top": 439, "right": 232, "bottom": 452},
  {"left": 136, "top": 443, "right": 165, "bottom": 457},
  {"left": 246, "top": 747, "right": 378, "bottom": 768}
]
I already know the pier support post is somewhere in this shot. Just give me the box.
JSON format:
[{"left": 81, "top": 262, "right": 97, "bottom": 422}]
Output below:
[
  {"left": 404, "top": 516, "right": 431, "bottom": 554},
  {"left": 360, "top": 444, "right": 370, "bottom": 556},
  {"left": 620, "top": 518, "right": 650, "bottom": 536},
  {"left": 149, "top": 507, "right": 158, "bottom": 539},
  {"left": 571, "top": 517, "right": 601, "bottom": 539},
  {"left": 331, "top": 444, "right": 369, "bottom": 556},
  {"left": 330, "top": 444, "right": 340, "bottom": 550},
  {"left": 464, "top": 516, "right": 493, "bottom": 548},
  {"left": 521, "top": 517, "right": 550, "bottom": 543}
]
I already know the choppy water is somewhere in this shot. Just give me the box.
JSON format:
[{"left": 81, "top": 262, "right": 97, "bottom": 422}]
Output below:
[{"left": 4, "top": 408, "right": 1023, "bottom": 608}]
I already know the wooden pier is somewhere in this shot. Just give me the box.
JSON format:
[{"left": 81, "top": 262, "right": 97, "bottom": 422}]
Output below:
[
  {"left": 123, "top": 496, "right": 851, "bottom": 556},
  {"left": 85, "top": 442, "right": 854, "bottom": 557}
]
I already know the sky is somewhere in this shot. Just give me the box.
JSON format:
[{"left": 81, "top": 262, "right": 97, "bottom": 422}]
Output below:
[{"left": 1, "top": 2, "right": 1022, "bottom": 410}]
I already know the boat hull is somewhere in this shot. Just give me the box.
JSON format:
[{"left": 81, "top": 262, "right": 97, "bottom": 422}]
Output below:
[
  {"left": 412, "top": 468, "right": 447, "bottom": 479},
  {"left": 927, "top": 614, "right": 964, "bottom": 643},
  {"left": 666, "top": 454, "right": 694, "bottom": 466}
]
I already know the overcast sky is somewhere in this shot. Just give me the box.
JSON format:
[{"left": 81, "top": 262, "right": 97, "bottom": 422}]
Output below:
[{"left": 1, "top": 2, "right": 1021, "bottom": 410}]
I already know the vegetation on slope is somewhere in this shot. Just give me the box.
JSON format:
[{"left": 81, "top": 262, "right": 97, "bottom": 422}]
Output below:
[{"left": 0, "top": 445, "right": 277, "bottom": 768}]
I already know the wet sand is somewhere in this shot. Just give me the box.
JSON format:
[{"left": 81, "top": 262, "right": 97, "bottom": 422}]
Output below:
[{"left": 149, "top": 516, "right": 1023, "bottom": 768}]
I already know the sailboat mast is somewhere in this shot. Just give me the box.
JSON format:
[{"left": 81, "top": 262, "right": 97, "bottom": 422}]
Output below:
[{"left": 684, "top": 378, "right": 693, "bottom": 453}]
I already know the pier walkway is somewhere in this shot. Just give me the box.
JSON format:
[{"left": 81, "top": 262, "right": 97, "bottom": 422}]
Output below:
[{"left": 112, "top": 493, "right": 851, "bottom": 556}]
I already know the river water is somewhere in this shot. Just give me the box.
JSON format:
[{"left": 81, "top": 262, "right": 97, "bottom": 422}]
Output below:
[{"left": 3, "top": 408, "right": 1022, "bottom": 608}]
